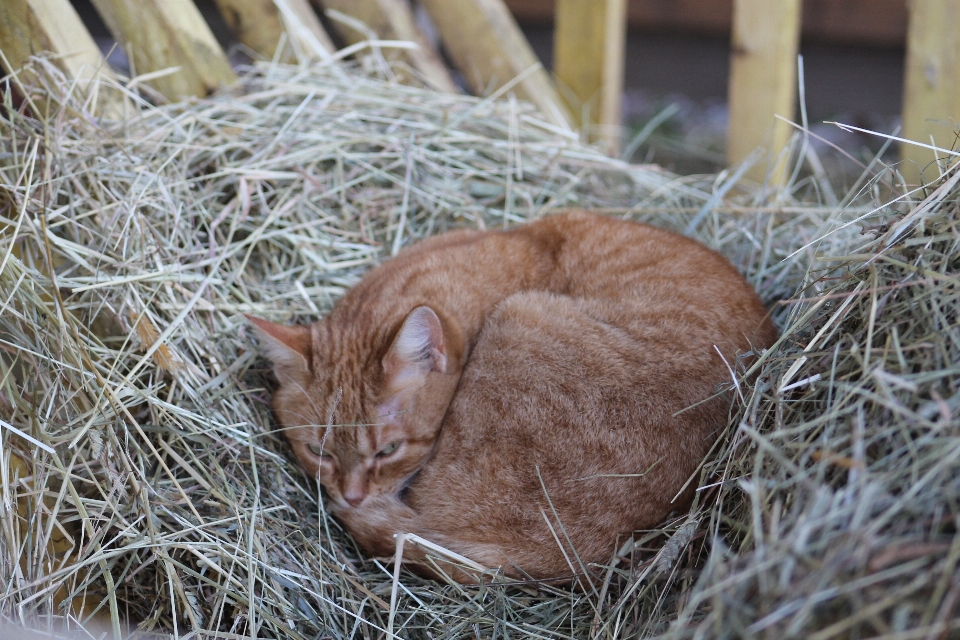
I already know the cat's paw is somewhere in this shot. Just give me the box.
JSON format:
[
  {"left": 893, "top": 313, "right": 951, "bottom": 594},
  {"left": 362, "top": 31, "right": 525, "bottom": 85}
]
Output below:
[{"left": 332, "top": 494, "right": 419, "bottom": 556}]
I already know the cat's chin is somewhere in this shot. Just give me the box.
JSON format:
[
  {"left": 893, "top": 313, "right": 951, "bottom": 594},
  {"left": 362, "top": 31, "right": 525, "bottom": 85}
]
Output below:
[
  {"left": 325, "top": 496, "right": 359, "bottom": 514},
  {"left": 327, "top": 490, "right": 395, "bottom": 513}
]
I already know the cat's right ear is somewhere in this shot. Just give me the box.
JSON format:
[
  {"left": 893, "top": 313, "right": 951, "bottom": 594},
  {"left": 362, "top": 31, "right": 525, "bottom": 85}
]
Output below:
[
  {"left": 246, "top": 315, "right": 311, "bottom": 379},
  {"left": 382, "top": 306, "right": 447, "bottom": 391}
]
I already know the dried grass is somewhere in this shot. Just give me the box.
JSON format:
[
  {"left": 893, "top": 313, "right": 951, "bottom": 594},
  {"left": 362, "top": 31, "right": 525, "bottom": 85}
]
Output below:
[{"left": 0, "top": 57, "right": 957, "bottom": 639}]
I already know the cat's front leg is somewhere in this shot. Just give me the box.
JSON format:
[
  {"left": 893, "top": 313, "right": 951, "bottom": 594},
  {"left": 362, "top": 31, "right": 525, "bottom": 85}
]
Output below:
[
  {"left": 330, "top": 494, "right": 419, "bottom": 557},
  {"left": 331, "top": 495, "right": 497, "bottom": 582}
]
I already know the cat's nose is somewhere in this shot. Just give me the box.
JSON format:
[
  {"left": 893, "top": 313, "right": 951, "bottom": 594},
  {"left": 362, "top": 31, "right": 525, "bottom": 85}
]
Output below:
[
  {"left": 344, "top": 491, "right": 366, "bottom": 507},
  {"left": 342, "top": 474, "right": 368, "bottom": 507}
]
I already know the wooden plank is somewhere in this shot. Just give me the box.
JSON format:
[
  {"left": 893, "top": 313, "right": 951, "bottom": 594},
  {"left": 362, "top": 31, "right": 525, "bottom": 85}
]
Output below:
[
  {"left": 553, "top": 0, "right": 626, "bottom": 150},
  {"left": 901, "top": 0, "right": 960, "bottom": 186},
  {"left": 275, "top": 0, "right": 336, "bottom": 56},
  {"left": 505, "top": 0, "right": 907, "bottom": 47},
  {"left": 89, "top": 0, "right": 236, "bottom": 100},
  {"left": 801, "top": 0, "right": 907, "bottom": 47},
  {"left": 726, "top": 0, "right": 801, "bottom": 184},
  {"left": 213, "top": 0, "right": 334, "bottom": 60},
  {"left": 317, "top": 0, "right": 457, "bottom": 91},
  {"left": 509, "top": 0, "right": 731, "bottom": 33},
  {"left": 0, "top": 0, "right": 126, "bottom": 117},
  {"left": 417, "top": 0, "right": 573, "bottom": 128}
]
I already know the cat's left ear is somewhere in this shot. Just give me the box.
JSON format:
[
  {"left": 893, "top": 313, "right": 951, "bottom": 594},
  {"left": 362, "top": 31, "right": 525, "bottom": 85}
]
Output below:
[
  {"left": 382, "top": 306, "right": 447, "bottom": 391},
  {"left": 246, "top": 315, "right": 311, "bottom": 380}
]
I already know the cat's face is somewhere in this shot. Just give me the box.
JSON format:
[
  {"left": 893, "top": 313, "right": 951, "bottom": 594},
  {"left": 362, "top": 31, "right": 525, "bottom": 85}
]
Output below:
[{"left": 249, "top": 307, "right": 462, "bottom": 509}]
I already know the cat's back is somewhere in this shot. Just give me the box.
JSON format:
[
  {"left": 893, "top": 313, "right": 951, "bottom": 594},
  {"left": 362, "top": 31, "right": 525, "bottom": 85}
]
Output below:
[
  {"left": 513, "top": 211, "right": 758, "bottom": 293},
  {"left": 515, "top": 211, "right": 775, "bottom": 347},
  {"left": 327, "top": 224, "right": 562, "bottom": 328}
]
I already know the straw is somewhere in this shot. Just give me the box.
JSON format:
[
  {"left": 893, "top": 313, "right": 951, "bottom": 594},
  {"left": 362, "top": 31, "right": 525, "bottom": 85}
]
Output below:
[{"left": 1, "top": 55, "right": 956, "bottom": 639}]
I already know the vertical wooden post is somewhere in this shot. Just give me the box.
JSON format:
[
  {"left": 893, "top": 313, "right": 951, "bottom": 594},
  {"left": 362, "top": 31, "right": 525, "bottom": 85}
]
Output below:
[
  {"left": 417, "top": 0, "right": 573, "bottom": 128},
  {"left": 88, "top": 0, "right": 236, "bottom": 100},
  {"left": 213, "top": 0, "right": 334, "bottom": 61},
  {"left": 553, "top": 0, "right": 627, "bottom": 151},
  {"left": 317, "top": 0, "right": 457, "bottom": 91},
  {"left": 901, "top": 0, "right": 960, "bottom": 186},
  {"left": 0, "top": 0, "right": 127, "bottom": 117},
  {"left": 726, "top": 0, "right": 802, "bottom": 184}
]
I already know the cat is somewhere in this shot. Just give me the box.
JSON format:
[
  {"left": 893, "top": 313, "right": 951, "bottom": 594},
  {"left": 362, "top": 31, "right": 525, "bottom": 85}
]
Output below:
[{"left": 248, "top": 210, "right": 776, "bottom": 582}]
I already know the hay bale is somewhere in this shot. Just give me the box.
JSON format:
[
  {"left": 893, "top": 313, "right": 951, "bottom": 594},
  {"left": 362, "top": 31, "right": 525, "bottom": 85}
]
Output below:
[{"left": 0, "top": 58, "right": 955, "bottom": 638}]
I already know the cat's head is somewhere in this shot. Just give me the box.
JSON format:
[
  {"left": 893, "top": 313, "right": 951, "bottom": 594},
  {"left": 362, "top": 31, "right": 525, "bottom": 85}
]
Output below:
[{"left": 248, "top": 307, "right": 463, "bottom": 509}]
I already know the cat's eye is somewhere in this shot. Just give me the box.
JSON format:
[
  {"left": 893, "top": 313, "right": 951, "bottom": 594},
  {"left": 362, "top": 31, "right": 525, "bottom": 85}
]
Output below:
[
  {"left": 377, "top": 442, "right": 400, "bottom": 458},
  {"left": 308, "top": 443, "right": 331, "bottom": 458}
]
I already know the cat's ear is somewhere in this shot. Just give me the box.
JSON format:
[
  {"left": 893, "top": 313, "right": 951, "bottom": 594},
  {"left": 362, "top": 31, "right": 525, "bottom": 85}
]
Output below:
[
  {"left": 246, "top": 315, "right": 311, "bottom": 379},
  {"left": 382, "top": 306, "right": 447, "bottom": 390}
]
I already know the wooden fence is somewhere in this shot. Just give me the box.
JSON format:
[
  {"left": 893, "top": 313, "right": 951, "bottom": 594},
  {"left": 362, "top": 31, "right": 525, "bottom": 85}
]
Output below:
[
  {"left": 1, "top": 0, "right": 957, "bottom": 186},
  {"left": 507, "top": 0, "right": 909, "bottom": 47}
]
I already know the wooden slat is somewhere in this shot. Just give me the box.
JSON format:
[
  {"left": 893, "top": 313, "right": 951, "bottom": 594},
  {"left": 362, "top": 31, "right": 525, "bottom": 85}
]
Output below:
[
  {"left": 417, "top": 0, "right": 573, "bottom": 128},
  {"left": 505, "top": 0, "right": 908, "bottom": 47},
  {"left": 508, "top": 0, "right": 729, "bottom": 32},
  {"left": 901, "top": 0, "right": 960, "bottom": 186},
  {"left": 317, "top": 0, "right": 457, "bottom": 91},
  {"left": 89, "top": 0, "right": 236, "bottom": 100},
  {"left": 213, "top": 0, "right": 334, "bottom": 60},
  {"left": 800, "top": 0, "right": 906, "bottom": 46},
  {"left": 553, "top": 0, "right": 626, "bottom": 150},
  {"left": 0, "top": 0, "right": 126, "bottom": 117},
  {"left": 726, "top": 0, "right": 801, "bottom": 184},
  {"left": 275, "top": 0, "right": 336, "bottom": 56}
]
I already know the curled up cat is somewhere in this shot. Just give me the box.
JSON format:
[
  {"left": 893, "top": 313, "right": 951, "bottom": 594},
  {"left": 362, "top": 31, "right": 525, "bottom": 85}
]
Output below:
[{"left": 249, "top": 210, "right": 777, "bottom": 582}]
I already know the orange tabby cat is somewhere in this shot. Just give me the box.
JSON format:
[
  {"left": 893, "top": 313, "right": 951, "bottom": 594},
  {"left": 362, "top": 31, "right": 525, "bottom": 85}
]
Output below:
[{"left": 249, "top": 210, "right": 776, "bottom": 581}]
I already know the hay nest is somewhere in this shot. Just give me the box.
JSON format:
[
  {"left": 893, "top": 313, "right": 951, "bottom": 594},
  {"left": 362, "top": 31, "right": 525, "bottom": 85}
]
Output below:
[{"left": 1, "top": 58, "right": 957, "bottom": 639}]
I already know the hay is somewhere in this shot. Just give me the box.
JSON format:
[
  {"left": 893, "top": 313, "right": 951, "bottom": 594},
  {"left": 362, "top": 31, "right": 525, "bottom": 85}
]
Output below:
[{"left": 0, "top": 56, "right": 957, "bottom": 639}]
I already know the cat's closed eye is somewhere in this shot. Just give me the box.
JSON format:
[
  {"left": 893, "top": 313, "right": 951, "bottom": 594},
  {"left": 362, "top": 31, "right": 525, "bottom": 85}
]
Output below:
[
  {"left": 307, "top": 443, "right": 331, "bottom": 458},
  {"left": 377, "top": 442, "right": 401, "bottom": 457}
]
